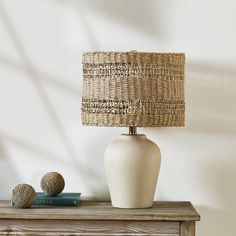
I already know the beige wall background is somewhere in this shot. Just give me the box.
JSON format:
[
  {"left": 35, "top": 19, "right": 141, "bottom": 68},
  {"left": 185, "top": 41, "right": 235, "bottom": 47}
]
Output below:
[{"left": 0, "top": 0, "right": 236, "bottom": 235}]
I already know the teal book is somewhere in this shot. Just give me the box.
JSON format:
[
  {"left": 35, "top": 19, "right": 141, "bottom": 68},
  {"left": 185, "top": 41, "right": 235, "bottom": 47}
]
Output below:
[{"left": 33, "top": 192, "right": 81, "bottom": 206}]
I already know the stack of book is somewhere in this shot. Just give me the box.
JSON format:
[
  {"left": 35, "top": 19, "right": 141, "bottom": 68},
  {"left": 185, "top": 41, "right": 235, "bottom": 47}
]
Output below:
[{"left": 34, "top": 192, "right": 81, "bottom": 206}]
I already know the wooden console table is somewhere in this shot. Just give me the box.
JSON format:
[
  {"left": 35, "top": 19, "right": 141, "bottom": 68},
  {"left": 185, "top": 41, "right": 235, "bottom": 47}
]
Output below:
[{"left": 0, "top": 201, "right": 200, "bottom": 235}]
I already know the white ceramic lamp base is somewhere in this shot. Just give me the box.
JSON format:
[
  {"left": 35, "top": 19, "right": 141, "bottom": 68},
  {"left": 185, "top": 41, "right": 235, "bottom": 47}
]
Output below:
[{"left": 104, "top": 134, "right": 161, "bottom": 209}]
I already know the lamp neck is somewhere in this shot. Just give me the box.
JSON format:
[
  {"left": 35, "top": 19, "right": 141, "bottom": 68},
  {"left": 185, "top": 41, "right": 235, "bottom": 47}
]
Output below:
[{"left": 129, "top": 127, "right": 137, "bottom": 135}]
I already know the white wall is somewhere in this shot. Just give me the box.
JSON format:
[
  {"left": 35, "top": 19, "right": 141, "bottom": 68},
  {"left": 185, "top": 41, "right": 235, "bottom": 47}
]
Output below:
[{"left": 0, "top": 0, "right": 236, "bottom": 235}]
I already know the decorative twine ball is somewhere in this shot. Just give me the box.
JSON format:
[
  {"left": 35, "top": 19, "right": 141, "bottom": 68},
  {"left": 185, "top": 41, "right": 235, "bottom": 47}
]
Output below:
[
  {"left": 12, "top": 184, "right": 36, "bottom": 208},
  {"left": 40, "top": 172, "right": 65, "bottom": 196}
]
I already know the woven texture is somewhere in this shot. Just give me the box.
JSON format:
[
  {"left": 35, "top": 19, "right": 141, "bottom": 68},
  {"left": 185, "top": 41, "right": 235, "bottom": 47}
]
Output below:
[
  {"left": 41, "top": 172, "right": 65, "bottom": 196},
  {"left": 11, "top": 184, "right": 36, "bottom": 208},
  {"left": 81, "top": 51, "right": 185, "bottom": 127}
]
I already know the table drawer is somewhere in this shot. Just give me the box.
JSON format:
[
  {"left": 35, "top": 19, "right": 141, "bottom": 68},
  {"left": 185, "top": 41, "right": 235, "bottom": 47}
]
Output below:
[{"left": 0, "top": 219, "right": 180, "bottom": 235}]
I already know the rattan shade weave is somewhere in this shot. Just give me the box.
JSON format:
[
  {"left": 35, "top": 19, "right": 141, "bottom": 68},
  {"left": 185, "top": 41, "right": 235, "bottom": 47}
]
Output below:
[{"left": 81, "top": 51, "right": 185, "bottom": 127}]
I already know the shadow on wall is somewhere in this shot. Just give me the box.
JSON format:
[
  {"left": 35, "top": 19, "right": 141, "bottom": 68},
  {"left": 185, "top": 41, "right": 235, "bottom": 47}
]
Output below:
[
  {"left": 0, "top": 54, "right": 81, "bottom": 97},
  {"left": 196, "top": 160, "right": 236, "bottom": 236},
  {"left": 0, "top": 3, "right": 82, "bottom": 163},
  {"left": 0, "top": 132, "right": 81, "bottom": 169},
  {"left": 196, "top": 206, "right": 234, "bottom": 236},
  {"left": 185, "top": 61, "right": 236, "bottom": 135},
  {"left": 199, "top": 157, "right": 236, "bottom": 206},
  {"left": 65, "top": 0, "right": 169, "bottom": 41},
  {"left": 0, "top": 1, "right": 114, "bottom": 200},
  {"left": 0, "top": 2, "right": 90, "bottom": 193},
  {"left": 0, "top": 138, "right": 20, "bottom": 199},
  {"left": 82, "top": 130, "right": 115, "bottom": 200}
]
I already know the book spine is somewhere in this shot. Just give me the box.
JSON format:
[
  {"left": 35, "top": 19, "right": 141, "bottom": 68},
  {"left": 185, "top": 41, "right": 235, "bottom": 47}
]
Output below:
[{"left": 33, "top": 198, "right": 79, "bottom": 206}]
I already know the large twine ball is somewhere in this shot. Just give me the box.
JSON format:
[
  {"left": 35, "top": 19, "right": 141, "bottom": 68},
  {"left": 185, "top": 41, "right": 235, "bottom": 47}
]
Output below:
[
  {"left": 40, "top": 172, "right": 65, "bottom": 196},
  {"left": 12, "top": 184, "right": 36, "bottom": 208}
]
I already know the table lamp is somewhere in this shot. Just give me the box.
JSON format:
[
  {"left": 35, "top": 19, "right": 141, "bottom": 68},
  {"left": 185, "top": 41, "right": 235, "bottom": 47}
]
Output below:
[{"left": 81, "top": 51, "right": 185, "bottom": 208}]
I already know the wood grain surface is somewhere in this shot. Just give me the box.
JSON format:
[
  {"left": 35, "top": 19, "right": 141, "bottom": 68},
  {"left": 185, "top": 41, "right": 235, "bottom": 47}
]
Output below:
[
  {"left": 0, "top": 219, "right": 180, "bottom": 235},
  {"left": 0, "top": 201, "right": 200, "bottom": 235},
  {"left": 0, "top": 201, "right": 200, "bottom": 221},
  {"left": 181, "top": 221, "right": 196, "bottom": 236}
]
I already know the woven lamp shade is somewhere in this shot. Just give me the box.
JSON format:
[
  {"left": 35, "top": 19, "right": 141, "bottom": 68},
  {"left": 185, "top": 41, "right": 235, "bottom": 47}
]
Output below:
[{"left": 81, "top": 51, "right": 185, "bottom": 127}]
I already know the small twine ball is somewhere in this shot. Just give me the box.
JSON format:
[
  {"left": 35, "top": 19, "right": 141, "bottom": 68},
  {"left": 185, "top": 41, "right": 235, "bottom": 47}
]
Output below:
[
  {"left": 12, "top": 184, "right": 36, "bottom": 208},
  {"left": 40, "top": 172, "right": 65, "bottom": 196}
]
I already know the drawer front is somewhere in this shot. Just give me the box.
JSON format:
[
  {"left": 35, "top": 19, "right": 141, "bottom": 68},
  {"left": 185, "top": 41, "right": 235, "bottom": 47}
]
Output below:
[{"left": 0, "top": 219, "right": 180, "bottom": 235}]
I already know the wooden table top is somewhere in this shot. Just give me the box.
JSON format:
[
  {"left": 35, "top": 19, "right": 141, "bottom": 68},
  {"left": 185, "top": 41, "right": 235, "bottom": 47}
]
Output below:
[{"left": 0, "top": 201, "right": 200, "bottom": 221}]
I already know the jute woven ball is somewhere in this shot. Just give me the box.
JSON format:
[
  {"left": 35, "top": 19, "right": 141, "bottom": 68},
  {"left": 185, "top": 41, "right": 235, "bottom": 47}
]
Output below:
[
  {"left": 40, "top": 172, "right": 65, "bottom": 196},
  {"left": 11, "top": 184, "right": 36, "bottom": 208}
]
